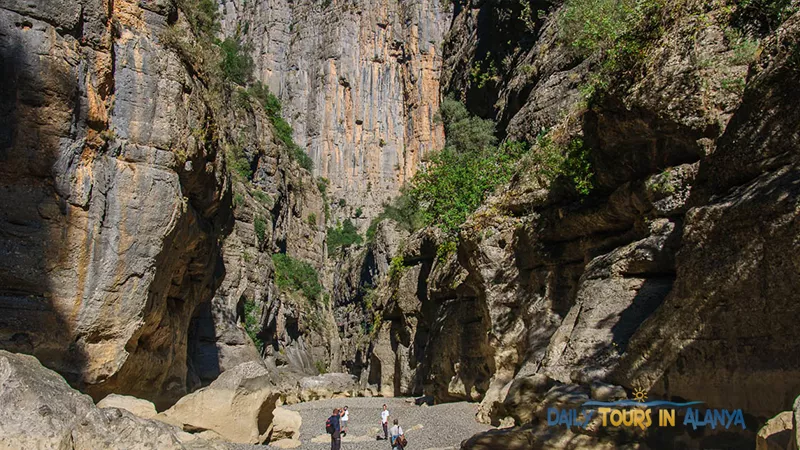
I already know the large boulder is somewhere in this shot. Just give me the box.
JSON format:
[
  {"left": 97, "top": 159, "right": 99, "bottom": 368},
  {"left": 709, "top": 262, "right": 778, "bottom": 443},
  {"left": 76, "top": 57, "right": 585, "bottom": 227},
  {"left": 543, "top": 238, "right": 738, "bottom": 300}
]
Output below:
[
  {"left": 158, "top": 362, "right": 280, "bottom": 444},
  {"left": 97, "top": 394, "right": 158, "bottom": 419},
  {"left": 270, "top": 407, "right": 302, "bottom": 441},
  {"left": 0, "top": 350, "right": 232, "bottom": 450},
  {"left": 757, "top": 411, "right": 793, "bottom": 450}
]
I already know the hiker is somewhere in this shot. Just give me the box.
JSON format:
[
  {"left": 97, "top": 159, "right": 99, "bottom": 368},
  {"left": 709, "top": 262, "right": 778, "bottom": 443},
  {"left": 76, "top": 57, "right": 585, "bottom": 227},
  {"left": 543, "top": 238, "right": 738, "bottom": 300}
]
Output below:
[
  {"left": 326, "top": 408, "right": 342, "bottom": 450},
  {"left": 390, "top": 418, "right": 406, "bottom": 449},
  {"left": 340, "top": 406, "right": 349, "bottom": 436},
  {"left": 380, "top": 404, "right": 390, "bottom": 440}
]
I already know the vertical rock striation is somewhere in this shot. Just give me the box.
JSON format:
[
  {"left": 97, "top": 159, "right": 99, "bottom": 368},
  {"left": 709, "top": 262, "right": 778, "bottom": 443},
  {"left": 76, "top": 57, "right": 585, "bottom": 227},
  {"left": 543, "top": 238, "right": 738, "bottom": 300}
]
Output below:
[{"left": 220, "top": 0, "right": 448, "bottom": 223}]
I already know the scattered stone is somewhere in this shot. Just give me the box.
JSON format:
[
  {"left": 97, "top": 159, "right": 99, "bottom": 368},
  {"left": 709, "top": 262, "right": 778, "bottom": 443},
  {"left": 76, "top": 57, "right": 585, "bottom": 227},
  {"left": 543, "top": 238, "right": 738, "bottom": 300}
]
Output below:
[
  {"left": 0, "top": 351, "right": 233, "bottom": 449},
  {"left": 97, "top": 394, "right": 158, "bottom": 419},
  {"left": 271, "top": 438, "right": 302, "bottom": 448}
]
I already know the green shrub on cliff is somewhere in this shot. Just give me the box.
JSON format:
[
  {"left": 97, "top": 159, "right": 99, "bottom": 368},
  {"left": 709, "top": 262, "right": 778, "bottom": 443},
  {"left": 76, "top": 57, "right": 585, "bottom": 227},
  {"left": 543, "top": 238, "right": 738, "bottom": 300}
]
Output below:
[
  {"left": 243, "top": 298, "right": 264, "bottom": 351},
  {"left": 558, "top": 0, "right": 660, "bottom": 57},
  {"left": 271, "top": 253, "right": 322, "bottom": 302},
  {"left": 369, "top": 99, "right": 527, "bottom": 236},
  {"left": 253, "top": 215, "right": 267, "bottom": 244},
  {"left": 409, "top": 139, "right": 529, "bottom": 234},
  {"left": 327, "top": 219, "right": 363, "bottom": 254},
  {"left": 247, "top": 82, "right": 314, "bottom": 172},
  {"left": 220, "top": 37, "right": 253, "bottom": 85}
]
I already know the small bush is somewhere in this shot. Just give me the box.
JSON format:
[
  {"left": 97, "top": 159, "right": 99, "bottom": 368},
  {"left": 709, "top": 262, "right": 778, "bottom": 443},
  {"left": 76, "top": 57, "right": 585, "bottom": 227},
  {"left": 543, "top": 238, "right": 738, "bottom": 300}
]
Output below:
[
  {"left": 308, "top": 213, "right": 317, "bottom": 229},
  {"left": 437, "top": 97, "right": 497, "bottom": 154},
  {"left": 271, "top": 253, "right": 323, "bottom": 302},
  {"left": 179, "top": 0, "right": 219, "bottom": 37},
  {"left": 254, "top": 215, "right": 267, "bottom": 244},
  {"left": 721, "top": 77, "right": 746, "bottom": 94},
  {"left": 227, "top": 145, "right": 252, "bottom": 180},
  {"left": 725, "top": 27, "right": 760, "bottom": 65},
  {"left": 314, "top": 360, "right": 328, "bottom": 374},
  {"left": 355, "top": 207, "right": 363, "bottom": 218},
  {"left": 558, "top": 0, "right": 658, "bottom": 57},
  {"left": 388, "top": 255, "right": 407, "bottom": 281},
  {"left": 243, "top": 298, "right": 263, "bottom": 351},
  {"left": 247, "top": 81, "right": 314, "bottom": 172},
  {"left": 408, "top": 139, "right": 530, "bottom": 234},
  {"left": 252, "top": 189, "right": 272, "bottom": 207},
  {"left": 327, "top": 219, "right": 363, "bottom": 254},
  {"left": 366, "top": 189, "right": 424, "bottom": 241},
  {"left": 316, "top": 177, "right": 329, "bottom": 195},
  {"left": 470, "top": 57, "right": 498, "bottom": 88},
  {"left": 436, "top": 240, "right": 458, "bottom": 263},
  {"left": 234, "top": 193, "right": 244, "bottom": 207},
  {"left": 528, "top": 133, "right": 594, "bottom": 196},
  {"left": 371, "top": 98, "right": 523, "bottom": 236}
]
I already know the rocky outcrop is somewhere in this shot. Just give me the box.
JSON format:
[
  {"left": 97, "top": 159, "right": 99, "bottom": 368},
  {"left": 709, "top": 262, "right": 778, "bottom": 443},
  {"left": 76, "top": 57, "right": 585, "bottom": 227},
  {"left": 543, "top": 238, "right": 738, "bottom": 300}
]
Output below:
[
  {"left": 0, "top": 350, "right": 236, "bottom": 450},
  {"left": 219, "top": 0, "right": 448, "bottom": 223}
]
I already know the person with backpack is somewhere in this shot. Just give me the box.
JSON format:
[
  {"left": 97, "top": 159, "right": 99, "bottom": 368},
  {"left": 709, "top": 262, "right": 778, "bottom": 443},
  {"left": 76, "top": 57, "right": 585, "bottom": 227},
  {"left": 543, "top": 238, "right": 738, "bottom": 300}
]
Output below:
[
  {"left": 380, "top": 404, "right": 390, "bottom": 440},
  {"left": 326, "top": 408, "right": 342, "bottom": 450},
  {"left": 390, "top": 418, "right": 406, "bottom": 449}
]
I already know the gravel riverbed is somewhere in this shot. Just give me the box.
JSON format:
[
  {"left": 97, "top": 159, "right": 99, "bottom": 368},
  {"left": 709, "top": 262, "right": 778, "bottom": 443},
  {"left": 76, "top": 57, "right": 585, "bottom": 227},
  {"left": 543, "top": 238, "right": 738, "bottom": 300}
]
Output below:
[{"left": 282, "top": 397, "right": 492, "bottom": 450}]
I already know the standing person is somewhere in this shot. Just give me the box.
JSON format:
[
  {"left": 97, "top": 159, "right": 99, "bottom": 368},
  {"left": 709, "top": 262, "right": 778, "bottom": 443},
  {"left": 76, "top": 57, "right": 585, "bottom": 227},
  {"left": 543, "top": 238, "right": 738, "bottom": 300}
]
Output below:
[
  {"left": 390, "top": 419, "right": 405, "bottom": 449},
  {"left": 341, "top": 406, "right": 349, "bottom": 436},
  {"left": 327, "top": 408, "right": 342, "bottom": 450},
  {"left": 380, "top": 404, "right": 390, "bottom": 440}
]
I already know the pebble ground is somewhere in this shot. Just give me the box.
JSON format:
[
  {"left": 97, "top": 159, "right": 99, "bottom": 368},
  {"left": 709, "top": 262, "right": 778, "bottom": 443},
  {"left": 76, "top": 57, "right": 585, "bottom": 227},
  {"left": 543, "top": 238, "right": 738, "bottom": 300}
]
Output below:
[{"left": 283, "top": 397, "right": 492, "bottom": 450}]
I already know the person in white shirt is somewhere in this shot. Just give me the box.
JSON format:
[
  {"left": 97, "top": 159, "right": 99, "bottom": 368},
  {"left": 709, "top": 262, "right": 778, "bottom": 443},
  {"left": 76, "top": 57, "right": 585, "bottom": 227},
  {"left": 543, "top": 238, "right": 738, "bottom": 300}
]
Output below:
[
  {"left": 340, "top": 406, "right": 349, "bottom": 436},
  {"left": 390, "top": 419, "right": 405, "bottom": 449},
  {"left": 380, "top": 404, "right": 390, "bottom": 440}
]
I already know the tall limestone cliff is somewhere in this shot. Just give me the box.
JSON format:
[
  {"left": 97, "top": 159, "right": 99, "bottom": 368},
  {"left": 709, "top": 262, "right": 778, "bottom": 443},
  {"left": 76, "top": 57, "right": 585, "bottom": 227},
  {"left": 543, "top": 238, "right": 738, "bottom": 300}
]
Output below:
[
  {"left": 219, "top": 0, "right": 448, "bottom": 223},
  {"left": 0, "top": 0, "right": 329, "bottom": 409}
]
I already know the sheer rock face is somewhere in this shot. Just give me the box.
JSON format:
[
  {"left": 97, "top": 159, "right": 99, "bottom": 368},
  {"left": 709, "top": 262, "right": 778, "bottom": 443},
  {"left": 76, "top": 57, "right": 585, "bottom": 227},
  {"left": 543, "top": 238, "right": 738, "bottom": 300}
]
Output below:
[
  {"left": 0, "top": 0, "right": 231, "bottom": 408},
  {"left": 219, "top": 0, "right": 448, "bottom": 224},
  {"left": 0, "top": 0, "right": 328, "bottom": 409}
]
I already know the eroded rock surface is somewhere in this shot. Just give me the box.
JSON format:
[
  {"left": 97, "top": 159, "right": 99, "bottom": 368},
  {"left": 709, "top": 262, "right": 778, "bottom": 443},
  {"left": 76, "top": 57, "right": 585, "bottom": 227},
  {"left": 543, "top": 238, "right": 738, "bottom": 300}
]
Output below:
[{"left": 0, "top": 350, "right": 236, "bottom": 450}]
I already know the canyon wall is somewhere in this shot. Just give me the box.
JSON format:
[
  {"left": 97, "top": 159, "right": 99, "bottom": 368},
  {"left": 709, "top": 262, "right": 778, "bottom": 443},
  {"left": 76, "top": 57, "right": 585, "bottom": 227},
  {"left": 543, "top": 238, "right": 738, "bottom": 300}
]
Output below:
[
  {"left": 0, "top": 0, "right": 330, "bottom": 408},
  {"left": 219, "top": 0, "right": 448, "bottom": 223},
  {"left": 343, "top": 2, "right": 800, "bottom": 447}
]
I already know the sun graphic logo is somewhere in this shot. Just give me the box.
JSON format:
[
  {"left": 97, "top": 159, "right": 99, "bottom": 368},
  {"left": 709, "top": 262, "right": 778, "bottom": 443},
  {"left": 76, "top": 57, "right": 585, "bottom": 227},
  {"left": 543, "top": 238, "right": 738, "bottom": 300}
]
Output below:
[{"left": 633, "top": 387, "right": 648, "bottom": 403}]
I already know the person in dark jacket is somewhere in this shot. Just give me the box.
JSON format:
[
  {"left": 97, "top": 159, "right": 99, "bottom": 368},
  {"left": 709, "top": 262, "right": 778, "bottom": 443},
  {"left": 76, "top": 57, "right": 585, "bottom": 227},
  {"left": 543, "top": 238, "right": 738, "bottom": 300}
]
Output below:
[{"left": 329, "top": 408, "right": 342, "bottom": 450}]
